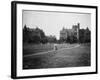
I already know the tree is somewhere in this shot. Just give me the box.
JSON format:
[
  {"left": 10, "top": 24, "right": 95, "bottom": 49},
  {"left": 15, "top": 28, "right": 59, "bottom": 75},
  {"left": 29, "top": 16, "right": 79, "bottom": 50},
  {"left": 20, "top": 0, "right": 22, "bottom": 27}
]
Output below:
[
  {"left": 84, "top": 27, "right": 91, "bottom": 43},
  {"left": 23, "top": 25, "right": 30, "bottom": 43},
  {"left": 40, "top": 37, "right": 48, "bottom": 44},
  {"left": 23, "top": 25, "right": 47, "bottom": 44},
  {"left": 79, "top": 28, "right": 91, "bottom": 43},
  {"left": 79, "top": 29, "right": 85, "bottom": 43},
  {"left": 46, "top": 35, "right": 57, "bottom": 43},
  {"left": 28, "top": 35, "right": 41, "bottom": 43}
]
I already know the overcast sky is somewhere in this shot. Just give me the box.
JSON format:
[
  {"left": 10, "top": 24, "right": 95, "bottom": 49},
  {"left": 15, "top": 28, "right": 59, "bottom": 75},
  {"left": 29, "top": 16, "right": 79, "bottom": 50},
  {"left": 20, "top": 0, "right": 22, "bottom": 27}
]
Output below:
[{"left": 23, "top": 10, "right": 91, "bottom": 39}]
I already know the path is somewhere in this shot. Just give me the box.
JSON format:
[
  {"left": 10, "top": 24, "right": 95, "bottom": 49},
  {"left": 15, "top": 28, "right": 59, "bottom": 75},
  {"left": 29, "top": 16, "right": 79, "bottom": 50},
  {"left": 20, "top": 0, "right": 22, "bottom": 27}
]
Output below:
[
  {"left": 23, "top": 44, "right": 90, "bottom": 69},
  {"left": 24, "top": 44, "right": 80, "bottom": 58}
]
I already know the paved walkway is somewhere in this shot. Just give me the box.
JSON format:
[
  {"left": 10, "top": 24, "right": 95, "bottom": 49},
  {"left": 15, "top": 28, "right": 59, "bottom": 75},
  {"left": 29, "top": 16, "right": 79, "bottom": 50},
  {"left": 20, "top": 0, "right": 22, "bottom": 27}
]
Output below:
[{"left": 24, "top": 44, "right": 80, "bottom": 58}]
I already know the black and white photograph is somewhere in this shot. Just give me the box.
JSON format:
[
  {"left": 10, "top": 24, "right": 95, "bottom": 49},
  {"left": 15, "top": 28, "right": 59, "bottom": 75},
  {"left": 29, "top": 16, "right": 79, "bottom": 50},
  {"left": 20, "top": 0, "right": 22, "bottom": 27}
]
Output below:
[
  {"left": 23, "top": 10, "right": 91, "bottom": 69},
  {"left": 11, "top": 1, "right": 97, "bottom": 79}
]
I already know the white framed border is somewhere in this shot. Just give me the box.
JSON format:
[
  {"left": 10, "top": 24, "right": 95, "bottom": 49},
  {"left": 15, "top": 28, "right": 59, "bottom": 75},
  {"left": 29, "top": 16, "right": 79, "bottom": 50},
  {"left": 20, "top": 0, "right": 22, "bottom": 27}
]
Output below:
[{"left": 11, "top": 1, "right": 97, "bottom": 78}]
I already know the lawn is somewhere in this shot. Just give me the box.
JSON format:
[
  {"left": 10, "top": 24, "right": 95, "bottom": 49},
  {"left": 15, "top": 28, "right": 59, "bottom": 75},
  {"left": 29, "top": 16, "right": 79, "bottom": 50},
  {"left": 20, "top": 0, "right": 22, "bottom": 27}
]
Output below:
[
  {"left": 23, "top": 43, "right": 91, "bottom": 69},
  {"left": 23, "top": 43, "right": 78, "bottom": 55}
]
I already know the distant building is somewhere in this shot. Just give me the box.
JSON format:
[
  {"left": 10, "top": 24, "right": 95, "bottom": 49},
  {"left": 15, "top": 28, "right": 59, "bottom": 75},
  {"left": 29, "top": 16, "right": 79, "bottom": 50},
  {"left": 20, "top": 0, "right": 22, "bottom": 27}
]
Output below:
[
  {"left": 23, "top": 25, "right": 46, "bottom": 43},
  {"left": 60, "top": 23, "right": 80, "bottom": 42}
]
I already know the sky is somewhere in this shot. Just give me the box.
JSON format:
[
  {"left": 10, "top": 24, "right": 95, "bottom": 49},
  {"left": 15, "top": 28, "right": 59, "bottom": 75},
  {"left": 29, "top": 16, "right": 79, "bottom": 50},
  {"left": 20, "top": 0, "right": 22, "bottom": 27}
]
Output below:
[{"left": 23, "top": 10, "right": 91, "bottom": 40}]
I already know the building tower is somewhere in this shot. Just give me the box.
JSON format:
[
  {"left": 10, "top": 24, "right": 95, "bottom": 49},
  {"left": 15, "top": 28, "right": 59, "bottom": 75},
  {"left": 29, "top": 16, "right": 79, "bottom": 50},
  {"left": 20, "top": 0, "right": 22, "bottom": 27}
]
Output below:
[
  {"left": 72, "top": 23, "right": 80, "bottom": 42},
  {"left": 60, "top": 27, "right": 68, "bottom": 41},
  {"left": 77, "top": 23, "right": 80, "bottom": 41}
]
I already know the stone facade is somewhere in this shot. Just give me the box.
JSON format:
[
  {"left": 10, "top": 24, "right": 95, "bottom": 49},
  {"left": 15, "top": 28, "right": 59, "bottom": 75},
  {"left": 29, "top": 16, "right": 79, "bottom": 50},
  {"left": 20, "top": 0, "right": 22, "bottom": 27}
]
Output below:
[{"left": 60, "top": 23, "right": 80, "bottom": 41}]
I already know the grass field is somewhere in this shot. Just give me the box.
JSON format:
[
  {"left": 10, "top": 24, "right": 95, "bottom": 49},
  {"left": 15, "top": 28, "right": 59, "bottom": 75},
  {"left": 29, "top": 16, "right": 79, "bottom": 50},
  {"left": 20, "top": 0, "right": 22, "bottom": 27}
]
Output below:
[
  {"left": 23, "top": 43, "right": 91, "bottom": 69},
  {"left": 23, "top": 43, "right": 78, "bottom": 55}
]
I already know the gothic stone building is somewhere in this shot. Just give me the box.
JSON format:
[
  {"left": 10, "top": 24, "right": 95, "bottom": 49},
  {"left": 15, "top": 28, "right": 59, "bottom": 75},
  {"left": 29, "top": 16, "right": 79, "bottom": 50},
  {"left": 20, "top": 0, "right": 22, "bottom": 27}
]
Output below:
[{"left": 60, "top": 23, "right": 80, "bottom": 42}]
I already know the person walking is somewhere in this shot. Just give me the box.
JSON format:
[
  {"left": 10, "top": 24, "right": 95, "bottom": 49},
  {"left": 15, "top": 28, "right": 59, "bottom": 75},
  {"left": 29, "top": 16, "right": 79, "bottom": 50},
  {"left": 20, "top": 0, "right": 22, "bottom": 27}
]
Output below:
[{"left": 54, "top": 43, "right": 58, "bottom": 50}]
